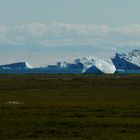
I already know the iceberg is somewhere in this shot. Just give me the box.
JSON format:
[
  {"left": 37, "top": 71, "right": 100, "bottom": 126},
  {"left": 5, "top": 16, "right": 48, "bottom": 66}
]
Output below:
[
  {"left": 111, "top": 50, "right": 140, "bottom": 70},
  {"left": 79, "top": 56, "right": 116, "bottom": 74},
  {"left": 0, "top": 62, "right": 33, "bottom": 69}
]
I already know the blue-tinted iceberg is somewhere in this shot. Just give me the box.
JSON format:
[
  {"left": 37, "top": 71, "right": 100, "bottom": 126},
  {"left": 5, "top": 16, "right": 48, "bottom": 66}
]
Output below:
[{"left": 111, "top": 50, "right": 140, "bottom": 70}]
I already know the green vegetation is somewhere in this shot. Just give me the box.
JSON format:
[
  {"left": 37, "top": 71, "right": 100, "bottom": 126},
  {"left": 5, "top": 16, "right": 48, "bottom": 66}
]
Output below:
[{"left": 0, "top": 74, "right": 140, "bottom": 140}]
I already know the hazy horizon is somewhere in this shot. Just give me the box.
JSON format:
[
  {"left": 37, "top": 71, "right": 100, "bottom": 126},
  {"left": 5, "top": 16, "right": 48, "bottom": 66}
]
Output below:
[{"left": 0, "top": 0, "right": 140, "bottom": 66}]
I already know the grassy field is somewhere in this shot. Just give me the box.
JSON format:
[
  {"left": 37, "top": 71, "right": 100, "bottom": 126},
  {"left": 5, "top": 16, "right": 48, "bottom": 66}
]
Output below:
[{"left": 0, "top": 74, "right": 140, "bottom": 140}]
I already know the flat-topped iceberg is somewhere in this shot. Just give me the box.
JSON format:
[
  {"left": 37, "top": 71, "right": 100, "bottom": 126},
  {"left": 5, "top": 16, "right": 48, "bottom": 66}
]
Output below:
[{"left": 0, "top": 62, "right": 33, "bottom": 69}]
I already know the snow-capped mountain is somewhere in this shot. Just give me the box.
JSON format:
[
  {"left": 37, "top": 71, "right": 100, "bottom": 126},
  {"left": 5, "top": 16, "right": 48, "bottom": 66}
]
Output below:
[
  {"left": 111, "top": 49, "right": 140, "bottom": 70},
  {"left": 0, "top": 62, "right": 33, "bottom": 69}
]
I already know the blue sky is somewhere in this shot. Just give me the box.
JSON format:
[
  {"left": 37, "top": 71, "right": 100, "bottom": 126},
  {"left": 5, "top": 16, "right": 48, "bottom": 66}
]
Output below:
[
  {"left": 0, "top": 0, "right": 140, "bottom": 66},
  {"left": 0, "top": 0, "right": 140, "bottom": 26}
]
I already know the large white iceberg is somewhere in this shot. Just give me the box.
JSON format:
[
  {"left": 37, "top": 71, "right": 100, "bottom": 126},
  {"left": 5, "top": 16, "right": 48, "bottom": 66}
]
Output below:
[
  {"left": 75, "top": 56, "right": 116, "bottom": 74},
  {"left": 41, "top": 56, "right": 116, "bottom": 74}
]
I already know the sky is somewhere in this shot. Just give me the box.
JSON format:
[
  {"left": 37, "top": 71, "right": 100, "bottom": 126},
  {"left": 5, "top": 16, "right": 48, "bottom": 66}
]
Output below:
[{"left": 0, "top": 0, "right": 140, "bottom": 66}]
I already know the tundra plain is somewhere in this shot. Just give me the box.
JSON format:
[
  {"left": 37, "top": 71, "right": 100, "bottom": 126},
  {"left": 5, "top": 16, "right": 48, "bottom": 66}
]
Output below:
[{"left": 0, "top": 74, "right": 140, "bottom": 140}]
